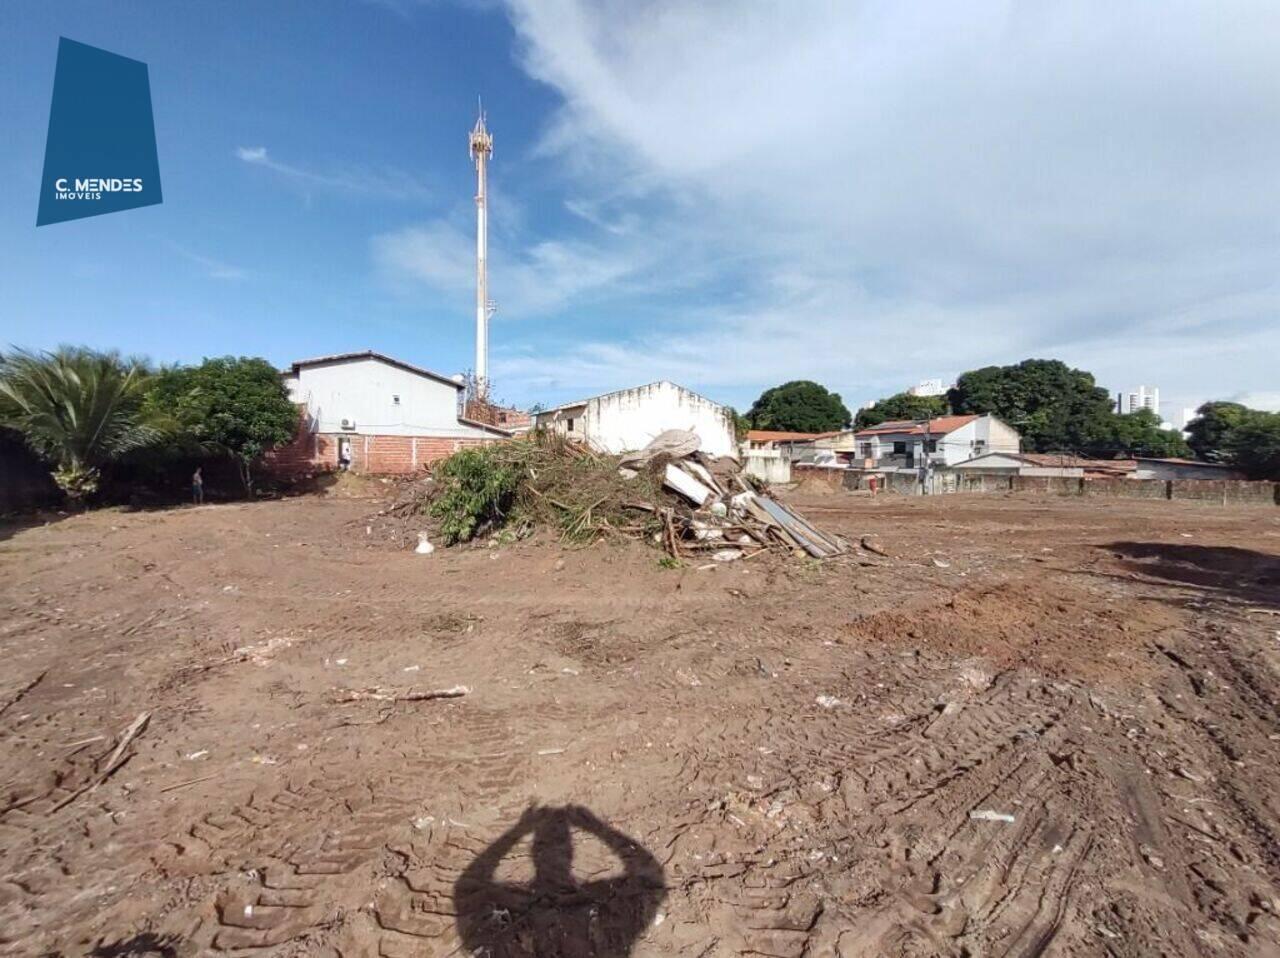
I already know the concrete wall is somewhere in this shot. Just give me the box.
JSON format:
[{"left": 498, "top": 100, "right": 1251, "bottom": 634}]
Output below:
[
  {"left": 1007, "top": 476, "right": 1277, "bottom": 504},
  {"left": 1136, "top": 460, "right": 1246, "bottom": 481},
  {"left": 537, "top": 381, "right": 735, "bottom": 457},
  {"left": 285, "top": 357, "right": 490, "bottom": 439},
  {"left": 744, "top": 450, "right": 792, "bottom": 483},
  {"left": 1169, "top": 479, "right": 1278, "bottom": 504},
  {"left": 790, "top": 465, "right": 1279, "bottom": 506}
]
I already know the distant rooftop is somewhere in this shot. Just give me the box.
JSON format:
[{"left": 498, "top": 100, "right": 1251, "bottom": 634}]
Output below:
[
  {"left": 855, "top": 414, "right": 979, "bottom": 437},
  {"left": 746, "top": 429, "right": 840, "bottom": 444}
]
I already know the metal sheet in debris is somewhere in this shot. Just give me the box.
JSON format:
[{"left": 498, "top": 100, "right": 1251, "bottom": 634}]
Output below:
[
  {"left": 756, "top": 496, "right": 831, "bottom": 557},
  {"left": 775, "top": 502, "right": 846, "bottom": 554}
]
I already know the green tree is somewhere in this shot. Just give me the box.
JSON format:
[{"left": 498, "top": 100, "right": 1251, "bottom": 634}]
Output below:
[
  {"left": 1227, "top": 412, "right": 1280, "bottom": 480},
  {"left": 0, "top": 346, "right": 158, "bottom": 501},
  {"left": 747, "top": 381, "right": 851, "bottom": 432},
  {"left": 854, "top": 392, "right": 947, "bottom": 429},
  {"left": 726, "top": 406, "right": 751, "bottom": 440},
  {"left": 1104, "top": 408, "right": 1191, "bottom": 458},
  {"left": 948, "top": 359, "right": 1116, "bottom": 453},
  {"left": 1185, "top": 401, "right": 1253, "bottom": 463},
  {"left": 145, "top": 356, "right": 298, "bottom": 494}
]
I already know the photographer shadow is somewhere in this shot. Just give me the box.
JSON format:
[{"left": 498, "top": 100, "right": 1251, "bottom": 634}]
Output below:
[{"left": 454, "top": 804, "right": 665, "bottom": 957}]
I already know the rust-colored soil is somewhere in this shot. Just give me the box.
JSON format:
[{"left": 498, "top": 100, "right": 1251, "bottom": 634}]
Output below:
[{"left": 2, "top": 491, "right": 1279, "bottom": 956}]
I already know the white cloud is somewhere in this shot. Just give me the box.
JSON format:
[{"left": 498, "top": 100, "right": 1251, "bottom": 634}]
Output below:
[
  {"left": 1231, "top": 391, "right": 1280, "bottom": 413},
  {"left": 371, "top": 218, "right": 649, "bottom": 318},
  {"left": 492, "top": 0, "right": 1280, "bottom": 409},
  {"left": 235, "top": 146, "right": 431, "bottom": 202}
]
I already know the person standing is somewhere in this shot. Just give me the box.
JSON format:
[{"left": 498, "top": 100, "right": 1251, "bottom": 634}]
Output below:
[{"left": 191, "top": 466, "right": 204, "bottom": 505}]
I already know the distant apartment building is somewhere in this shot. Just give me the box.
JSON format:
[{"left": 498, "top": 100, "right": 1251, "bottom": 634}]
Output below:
[
  {"left": 907, "top": 378, "right": 949, "bottom": 397},
  {"left": 1119, "top": 385, "right": 1160, "bottom": 416}
]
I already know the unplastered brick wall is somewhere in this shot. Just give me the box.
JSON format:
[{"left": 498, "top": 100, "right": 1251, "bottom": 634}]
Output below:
[
  {"left": 262, "top": 431, "right": 334, "bottom": 477},
  {"left": 345, "top": 434, "right": 495, "bottom": 475},
  {"left": 264, "top": 419, "right": 499, "bottom": 477}
]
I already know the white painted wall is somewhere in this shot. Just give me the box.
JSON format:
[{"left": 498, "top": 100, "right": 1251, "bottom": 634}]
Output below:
[
  {"left": 743, "top": 449, "right": 792, "bottom": 483},
  {"left": 854, "top": 415, "right": 1021, "bottom": 467},
  {"left": 950, "top": 453, "right": 1083, "bottom": 477},
  {"left": 942, "top": 417, "right": 1020, "bottom": 464},
  {"left": 285, "top": 357, "right": 491, "bottom": 437},
  {"left": 534, "top": 381, "right": 736, "bottom": 456},
  {"left": 535, "top": 403, "right": 589, "bottom": 442},
  {"left": 589, "top": 382, "right": 735, "bottom": 456}
]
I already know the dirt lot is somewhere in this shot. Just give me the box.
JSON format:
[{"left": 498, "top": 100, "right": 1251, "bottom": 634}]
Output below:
[{"left": 2, "top": 487, "right": 1279, "bottom": 957}]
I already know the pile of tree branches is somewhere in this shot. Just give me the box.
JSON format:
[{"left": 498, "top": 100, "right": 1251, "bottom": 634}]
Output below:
[{"left": 396, "top": 431, "right": 669, "bottom": 546}]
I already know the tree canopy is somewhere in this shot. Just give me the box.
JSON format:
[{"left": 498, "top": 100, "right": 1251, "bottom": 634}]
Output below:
[
  {"left": 1104, "top": 408, "right": 1191, "bottom": 459},
  {"left": 747, "top": 380, "right": 851, "bottom": 433},
  {"left": 145, "top": 356, "right": 298, "bottom": 492},
  {"left": 1184, "top": 401, "right": 1253, "bottom": 463},
  {"left": 0, "top": 346, "right": 159, "bottom": 500},
  {"left": 948, "top": 359, "right": 1117, "bottom": 453},
  {"left": 1184, "top": 401, "right": 1280, "bottom": 479},
  {"left": 853, "top": 392, "right": 947, "bottom": 430},
  {"left": 1228, "top": 412, "right": 1280, "bottom": 480}
]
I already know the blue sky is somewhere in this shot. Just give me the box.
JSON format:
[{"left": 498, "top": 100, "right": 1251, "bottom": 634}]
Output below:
[{"left": 3, "top": 1, "right": 1279, "bottom": 418}]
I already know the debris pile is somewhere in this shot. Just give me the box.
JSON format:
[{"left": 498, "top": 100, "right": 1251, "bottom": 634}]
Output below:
[
  {"left": 366, "top": 429, "right": 848, "bottom": 561},
  {"left": 628, "top": 430, "right": 849, "bottom": 561}
]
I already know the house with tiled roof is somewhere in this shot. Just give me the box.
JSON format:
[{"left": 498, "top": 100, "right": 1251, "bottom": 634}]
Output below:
[
  {"left": 266, "top": 350, "right": 511, "bottom": 476},
  {"left": 849, "top": 414, "right": 1020, "bottom": 471}
]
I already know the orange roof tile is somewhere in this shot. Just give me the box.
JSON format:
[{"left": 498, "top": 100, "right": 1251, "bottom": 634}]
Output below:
[
  {"left": 854, "top": 415, "right": 978, "bottom": 437},
  {"left": 746, "top": 430, "right": 840, "bottom": 443}
]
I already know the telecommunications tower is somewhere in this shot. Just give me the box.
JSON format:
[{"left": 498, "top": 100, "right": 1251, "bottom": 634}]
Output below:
[{"left": 469, "top": 104, "right": 494, "bottom": 394}]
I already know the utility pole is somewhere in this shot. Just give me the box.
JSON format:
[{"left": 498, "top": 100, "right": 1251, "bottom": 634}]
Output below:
[
  {"left": 920, "top": 418, "right": 931, "bottom": 494},
  {"left": 469, "top": 103, "right": 494, "bottom": 396}
]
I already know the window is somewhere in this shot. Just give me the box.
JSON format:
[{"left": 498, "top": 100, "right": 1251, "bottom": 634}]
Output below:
[
  {"left": 892, "top": 441, "right": 907, "bottom": 455},
  {"left": 567, "top": 417, "right": 575, "bottom": 432},
  {"left": 392, "top": 394, "right": 401, "bottom": 406},
  {"left": 926, "top": 439, "right": 938, "bottom": 453},
  {"left": 859, "top": 443, "right": 872, "bottom": 458},
  {"left": 972, "top": 439, "right": 986, "bottom": 453}
]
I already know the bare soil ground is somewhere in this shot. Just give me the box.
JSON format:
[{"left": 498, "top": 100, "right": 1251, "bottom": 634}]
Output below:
[{"left": 2, "top": 488, "right": 1280, "bottom": 957}]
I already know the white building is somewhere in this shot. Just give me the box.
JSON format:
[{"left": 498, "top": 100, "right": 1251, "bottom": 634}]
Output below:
[
  {"left": 532, "top": 381, "right": 736, "bottom": 457},
  {"left": 848, "top": 414, "right": 1021, "bottom": 470},
  {"left": 1119, "top": 385, "right": 1160, "bottom": 416},
  {"left": 270, "top": 351, "right": 508, "bottom": 475},
  {"left": 907, "top": 378, "right": 949, "bottom": 397},
  {"left": 949, "top": 452, "right": 1086, "bottom": 478}
]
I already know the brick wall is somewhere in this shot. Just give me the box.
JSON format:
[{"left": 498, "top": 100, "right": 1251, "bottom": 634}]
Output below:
[
  {"left": 784, "top": 465, "right": 1280, "bottom": 507},
  {"left": 263, "top": 427, "right": 497, "bottom": 478}
]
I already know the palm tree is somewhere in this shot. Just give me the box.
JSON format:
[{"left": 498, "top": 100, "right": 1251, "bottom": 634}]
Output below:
[{"left": 0, "top": 346, "right": 158, "bottom": 502}]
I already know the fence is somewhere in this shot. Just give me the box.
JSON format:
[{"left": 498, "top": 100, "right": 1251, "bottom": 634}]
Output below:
[{"left": 790, "top": 463, "right": 1280, "bottom": 506}]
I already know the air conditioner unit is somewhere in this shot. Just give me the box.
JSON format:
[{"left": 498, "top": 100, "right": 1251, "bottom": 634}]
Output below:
[{"left": 340, "top": 418, "right": 356, "bottom": 431}]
